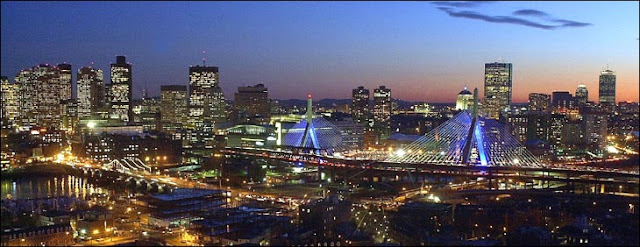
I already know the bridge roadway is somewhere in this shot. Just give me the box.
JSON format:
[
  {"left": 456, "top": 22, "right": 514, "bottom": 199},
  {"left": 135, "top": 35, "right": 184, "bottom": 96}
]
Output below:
[
  {"left": 223, "top": 147, "right": 640, "bottom": 187},
  {"left": 60, "top": 161, "right": 188, "bottom": 190},
  {"left": 59, "top": 160, "right": 317, "bottom": 207}
]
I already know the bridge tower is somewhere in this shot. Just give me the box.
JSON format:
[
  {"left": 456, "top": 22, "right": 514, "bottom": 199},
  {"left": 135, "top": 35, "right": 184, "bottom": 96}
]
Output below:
[
  {"left": 301, "top": 94, "right": 319, "bottom": 149},
  {"left": 462, "top": 88, "right": 480, "bottom": 165}
]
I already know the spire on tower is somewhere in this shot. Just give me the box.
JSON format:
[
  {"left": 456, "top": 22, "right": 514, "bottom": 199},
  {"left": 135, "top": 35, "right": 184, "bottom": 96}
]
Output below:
[{"left": 202, "top": 50, "right": 206, "bottom": 66}]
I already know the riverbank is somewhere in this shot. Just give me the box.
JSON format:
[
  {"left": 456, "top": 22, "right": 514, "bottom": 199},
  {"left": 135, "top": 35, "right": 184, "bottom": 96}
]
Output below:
[{"left": 1, "top": 163, "right": 81, "bottom": 180}]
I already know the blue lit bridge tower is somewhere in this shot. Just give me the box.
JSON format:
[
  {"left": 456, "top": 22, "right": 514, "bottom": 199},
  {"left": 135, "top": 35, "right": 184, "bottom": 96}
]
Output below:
[{"left": 386, "top": 88, "right": 543, "bottom": 168}]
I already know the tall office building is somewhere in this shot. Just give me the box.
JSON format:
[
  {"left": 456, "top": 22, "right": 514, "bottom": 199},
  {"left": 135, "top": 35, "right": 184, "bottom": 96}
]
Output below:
[
  {"left": 211, "top": 85, "right": 227, "bottom": 123},
  {"left": 575, "top": 84, "right": 588, "bottom": 106},
  {"left": 133, "top": 96, "right": 161, "bottom": 132},
  {"left": 15, "top": 64, "right": 68, "bottom": 128},
  {"left": 455, "top": 86, "right": 474, "bottom": 111},
  {"left": 188, "top": 65, "right": 226, "bottom": 127},
  {"left": 351, "top": 86, "right": 371, "bottom": 126},
  {"left": 61, "top": 99, "right": 78, "bottom": 131},
  {"left": 552, "top": 91, "right": 574, "bottom": 113},
  {"left": 549, "top": 114, "right": 567, "bottom": 150},
  {"left": 598, "top": 69, "right": 616, "bottom": 112},
  {"left": 505, "top": 112, "right": 528, "bottom": 143},
  {"left": 108, "top": 56, "right": 133, "bottom": 123},
  {"left": 373, "top": 86, "right": 391, "bottom": 140},
  {"left": 188, "top": 65, "right": 226, "bottom": 148},
  {"left": 483, "top": 62, "right": 513, "bottom": 119},
  {"left": 1, "top": 76, "right": 20, "bottom": 125},
  {"left": 529, "top": 93, "right": 551, "bottom": 113},
  {"left": 234, "top": 84, "right": 269, "bottom": 125},
  {"left": 161, "top": 85, "right": 188, "bottom": 126},
  {"left": 582, "top": 110, "right": 607, "bottom": 150},
  {"left": 77, "top": 67, "right": 105, "bottom": 118},
  {"left": 58, "top": 63, "right": 72, "bottom": 101}
]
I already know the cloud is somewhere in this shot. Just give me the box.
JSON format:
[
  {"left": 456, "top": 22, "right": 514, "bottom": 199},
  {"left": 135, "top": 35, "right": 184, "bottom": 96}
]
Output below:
[
  {"left": 439, "top": 8, "right": 556, "bottom": 29},
  {"left": 513, "top": 9, "right": 549, "bottom": 17},
  {"left": 435, "top": 6, "right": 592, "bottom": 30},
  {"left": 552, "top": 19, "right": 592, "bottom": 28},
  {"left": 431, "top": 1, "right": 493, "bottom": 8}
]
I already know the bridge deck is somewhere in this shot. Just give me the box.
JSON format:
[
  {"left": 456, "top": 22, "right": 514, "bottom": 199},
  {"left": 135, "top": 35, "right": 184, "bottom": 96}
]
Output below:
[{"left": 223, "top": 147, "right": 639, "bottom": 186}]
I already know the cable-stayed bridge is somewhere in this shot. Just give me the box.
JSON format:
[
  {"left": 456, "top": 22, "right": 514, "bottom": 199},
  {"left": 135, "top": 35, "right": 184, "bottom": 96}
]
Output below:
[
  {"left": 223, "top": 92, "right": 638, "bottom": 189},
  {"left": 384, "top": 110, "right": 543, "bottom": 168},
  {"left": 281, "top": 95, "right": 345, "bottom": 154}
]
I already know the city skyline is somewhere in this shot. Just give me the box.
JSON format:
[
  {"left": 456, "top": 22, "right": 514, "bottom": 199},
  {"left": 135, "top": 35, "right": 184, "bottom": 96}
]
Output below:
[
  {"left": 1, "top": 1, "right": 638, "bottom": 103},
  {"left": 1, "top": 2, "right": 639, "bottom": 246}
]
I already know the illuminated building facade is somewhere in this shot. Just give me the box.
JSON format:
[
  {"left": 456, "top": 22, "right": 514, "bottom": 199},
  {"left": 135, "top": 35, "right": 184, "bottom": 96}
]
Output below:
[
  {"left": 529, "top": 93, "right": 551, "bottom": 113},
  {"left": 483, "top": 62, "right": 512, "bottom": 119},
  {"left": 412, "top": 103, "right": 431, "bottom": 114},
  {"left": 456, "top": 87, "right": 473, "bottom": 111},
  {"left": 60, "top": 99, "right": 78, "bottom": 131},
  {"left": 351, "top": 86, "right": 371, "bottom": 126},
  {"left": 582, "top": 108, "right": 608, "bottom": 150},
  {"left": 15, "top": 64, "right": 69, "bottom": 129},
  {"left": 598, "top": 69, "right": 616, "bottom": 112},
  {"left": 373, "top": 86, "right": 391, "bottom": 140},
  {"left": 329, "top": 118, "right": 365, "bottom": 150},
  {"left": 108, "top": 56, "right": 133, "bottom": 123},
  {"left": 575, "top": 84, "right": 588, "bottom": 106},
  {"left": 224, "top": 124, "right": 277, "bottom": 148},
  {"left": 57, "top": 63, "right": 72, "bottom": 102},
  {"left": 188, "top": 65, "right": 226, "bottom": 148},
  {"left": 161, "top": 85, "right": 188, "bottom": 130},
  {"left": 1, "top": 76, "right": 20, "bottom": 125},
  {"left": 549, "top": 114, "right": 567, "bottom": 150},
  {"left": 82, "top": 132, "right": 181, "bottom": 163},
  {"left": 133, "top": 96, "right": 161, "bottom": 132},
  {"left": 552, "top": 91, "right": 575, "bottom": 113},
  {"left": 77, "top": 67, "right": 105, "bottom": 119},
  {"left": 234, "top": 83, "right": 269, "bottom": 125},
  {"left": 506, "top": 112, "right": 528, "bottom": 143}
]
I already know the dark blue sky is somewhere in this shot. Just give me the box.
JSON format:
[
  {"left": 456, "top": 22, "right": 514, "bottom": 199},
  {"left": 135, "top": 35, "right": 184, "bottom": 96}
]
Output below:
[{"left": 2, "top": 1, "right": 638, "bottom": 102}]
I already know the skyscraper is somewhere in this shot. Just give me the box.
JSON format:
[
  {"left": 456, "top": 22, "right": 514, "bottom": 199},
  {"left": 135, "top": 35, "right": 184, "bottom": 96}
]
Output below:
[
  {"left": 483, "top": 62, "right": 513, "bottom": 119},
  {"left": 77, "top": 67, "right": 105, "bottom": 119},
  {"left": 582, "top": 109, "right": 607, "bottom": 150},
  {"left": 351, "top": 86, "right": 370, "bottom": 126},
  {"left": 456, "top": 86, "right": 473, "bottom": 111},
  {"left": 15, "top": 64, "right": 67, "bottom": 128},
  {"left": 598, "top": 69, "right": 616, "bottom": 112},
  {"left": 528, "top": 93, "right": 551, "bottom": 113},
  {"left": 161, "top": 85, "right": 188, "bottom": 126},
  {"left": 108, "top": 56, "right": 133, "bottom": 123},
  {"left": 133, "top": 95, "right": 161, "bottom": 132},
  {"left": 1, "top": 76, "right": 20, "bottom": 125},
  {"left": 188, "top": 65, "right": 224, "bottom": 127},
  {"left": 373, "top": 86, "right": 391, "bottom": 140},
  {"left": 188, "top": 65, "right": 226, "bottom": 148},
  {"left": 575, "top": 84, "right": 588, "bottom": 106},
  {"left": 552, "top": 91, "right": 574, "bottom": 113},
  {"left": 58, "top": 63, "right": 72, "bottom": 101},
  {"left": 234, "top": 84, "right": 269, "bottom": 125}
]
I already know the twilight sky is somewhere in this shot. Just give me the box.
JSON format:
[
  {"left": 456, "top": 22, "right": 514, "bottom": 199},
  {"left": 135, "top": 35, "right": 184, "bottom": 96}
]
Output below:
[{"left": 1, "top": 1, "right": 638, "bottom": 103}]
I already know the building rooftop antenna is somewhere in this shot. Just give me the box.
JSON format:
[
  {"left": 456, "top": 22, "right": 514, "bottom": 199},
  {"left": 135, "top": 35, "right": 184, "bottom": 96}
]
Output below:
[{"left": 202, "top": 50, "right": 206, "bottom": 66}]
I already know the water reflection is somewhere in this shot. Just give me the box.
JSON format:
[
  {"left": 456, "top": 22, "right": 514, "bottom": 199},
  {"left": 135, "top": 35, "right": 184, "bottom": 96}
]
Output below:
[{"left": 1, "top": 175, "right": 107, "bottom": 200}]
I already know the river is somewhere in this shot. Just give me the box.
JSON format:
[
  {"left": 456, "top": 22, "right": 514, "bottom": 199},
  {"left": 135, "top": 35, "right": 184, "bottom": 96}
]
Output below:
[{"left": 1, "top": 175, "right": 109, "bottom": 200}]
